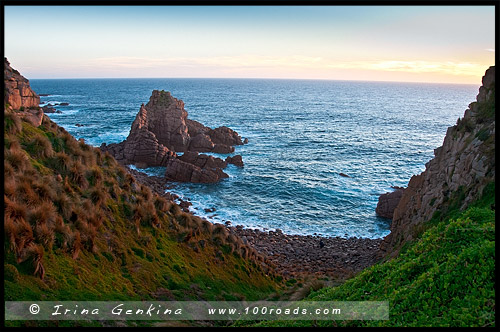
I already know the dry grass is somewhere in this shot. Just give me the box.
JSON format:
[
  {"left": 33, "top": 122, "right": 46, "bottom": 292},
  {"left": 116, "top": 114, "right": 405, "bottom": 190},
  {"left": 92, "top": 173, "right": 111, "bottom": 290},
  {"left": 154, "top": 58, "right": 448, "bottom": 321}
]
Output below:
[
  {"left": 50, "top": 152, "right": 72, "bottom": 174},
  {"left": 28, "top": 201, "right": 57, "bottom": 226},
  {"left": 86, "top": 166, "right": 104, "bottom": 187},
  {"left": 5, "top": 147, "right": 29, "bottom": 172},
  {"left": 4, "top": 196, "right": 28, "bottom": 221},
  {"left": 19, "top": 243, "right": 45, "bottom": 279},
  {"left": 288, "top": 278, "right": 325, "bottom": 301},
  {"left": 35, "top": 222, "right": 55, "bottom": 250},
  {"left": 54, "top": 192, "right": 73, "bottom": 220},
  {"left": 4, "top": 176, "right": 17, "bottom": 197},
  {"left": 26, "top": 133, "right": 54, "bottom": 159},
  {"left": 69, "top": 161, "right": 89, "bottom": 190},
  {"left": 33, "top": 178, "right": 57, "bottom": 202},
  {"left": 4, "top": 110, "right": 22, "bottom": 134}
]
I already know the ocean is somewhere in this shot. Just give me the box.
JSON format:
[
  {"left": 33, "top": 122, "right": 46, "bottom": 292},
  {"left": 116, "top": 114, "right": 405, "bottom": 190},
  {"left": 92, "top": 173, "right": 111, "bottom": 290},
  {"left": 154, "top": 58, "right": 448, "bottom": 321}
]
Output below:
[{"left": 29, "top": 78, "right": 479, "bottom": 239}]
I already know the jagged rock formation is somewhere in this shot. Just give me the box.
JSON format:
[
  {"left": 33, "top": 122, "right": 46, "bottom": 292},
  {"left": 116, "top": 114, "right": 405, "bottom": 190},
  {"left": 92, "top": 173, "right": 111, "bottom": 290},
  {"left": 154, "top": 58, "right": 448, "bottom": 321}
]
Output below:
[
  {"left": 380, "top": 66, "right": 495, "bottom": 256},
  {"left": 4, "top": 58, "right": 43, "bottom": 126},
  {"left": 101, "top": 90, "right": 245, "bottom": 183},
  {"left": 375, "top": 187, "right": 405, "bottom": 219}
]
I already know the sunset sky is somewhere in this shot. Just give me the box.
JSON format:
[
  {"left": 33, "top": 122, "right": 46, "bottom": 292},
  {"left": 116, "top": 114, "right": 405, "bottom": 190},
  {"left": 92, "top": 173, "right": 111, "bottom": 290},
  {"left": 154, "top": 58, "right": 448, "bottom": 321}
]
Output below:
[{"left": 4, "top": 5, "right": 496, "bottom": 84}]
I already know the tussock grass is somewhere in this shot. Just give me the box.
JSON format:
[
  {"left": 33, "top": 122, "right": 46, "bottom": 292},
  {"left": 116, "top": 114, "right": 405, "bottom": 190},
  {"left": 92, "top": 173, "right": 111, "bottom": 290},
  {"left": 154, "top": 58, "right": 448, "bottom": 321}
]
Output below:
[
  {"left": 5, "top": 147, "right": 29, "bottom": 172},
  {"left": 28, "top": 201, "right": 57, "bottom": 226},
  {"left": 4, "top": 110, "right": 22, "bottom": 134},
  {"left": 4, "top": 110, "right": 282, "bottom": 307},
  {"left": 25, "top": 133, "right": 54, "bottom": 159}
]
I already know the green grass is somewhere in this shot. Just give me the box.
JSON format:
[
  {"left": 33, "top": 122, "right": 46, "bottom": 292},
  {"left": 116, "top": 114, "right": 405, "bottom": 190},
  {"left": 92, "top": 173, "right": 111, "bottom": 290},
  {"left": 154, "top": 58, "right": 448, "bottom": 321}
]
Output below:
[{"left": 248, "top": 182, "right": 495, "bottom": 327}]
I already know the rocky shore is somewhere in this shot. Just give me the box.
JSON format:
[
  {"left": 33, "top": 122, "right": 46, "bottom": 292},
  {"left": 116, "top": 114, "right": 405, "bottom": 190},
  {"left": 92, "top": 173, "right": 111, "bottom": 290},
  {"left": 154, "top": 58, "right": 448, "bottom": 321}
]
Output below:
[
  {"left": 130, "top": 167, "right": 382, "bottom": 280},
  {"left": 229, "top": 226, "right": 382, "bottom": 279}
]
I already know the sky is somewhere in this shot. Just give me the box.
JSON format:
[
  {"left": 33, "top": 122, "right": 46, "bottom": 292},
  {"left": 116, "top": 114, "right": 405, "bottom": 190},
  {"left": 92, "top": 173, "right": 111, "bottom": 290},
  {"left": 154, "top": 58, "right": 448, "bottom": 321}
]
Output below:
[{"left": 4, "top": 5, "right": 496, "bottom": 84}]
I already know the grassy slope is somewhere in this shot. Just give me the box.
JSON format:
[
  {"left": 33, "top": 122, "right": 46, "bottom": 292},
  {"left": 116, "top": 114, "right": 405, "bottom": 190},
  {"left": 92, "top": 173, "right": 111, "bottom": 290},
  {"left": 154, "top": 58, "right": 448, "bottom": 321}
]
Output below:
[
  {"left": 249, "top": 182, "right": 495, "bottom": 327},
  {"left": 4, "top": 109, "right": 283, "bottom": 326}
]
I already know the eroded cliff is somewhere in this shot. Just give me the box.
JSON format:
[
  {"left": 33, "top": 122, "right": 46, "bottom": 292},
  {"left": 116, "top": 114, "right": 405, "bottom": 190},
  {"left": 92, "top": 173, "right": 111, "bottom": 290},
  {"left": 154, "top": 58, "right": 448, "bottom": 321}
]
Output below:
[{"left": 380, "top": 66, "right": 495, "bottom": 256}]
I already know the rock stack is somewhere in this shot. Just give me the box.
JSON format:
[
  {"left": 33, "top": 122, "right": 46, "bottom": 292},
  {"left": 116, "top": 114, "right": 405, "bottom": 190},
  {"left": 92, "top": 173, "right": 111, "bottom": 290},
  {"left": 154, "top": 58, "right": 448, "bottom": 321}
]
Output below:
[{"left": 101, "top": 90, "right": 246, "bottom": 183}]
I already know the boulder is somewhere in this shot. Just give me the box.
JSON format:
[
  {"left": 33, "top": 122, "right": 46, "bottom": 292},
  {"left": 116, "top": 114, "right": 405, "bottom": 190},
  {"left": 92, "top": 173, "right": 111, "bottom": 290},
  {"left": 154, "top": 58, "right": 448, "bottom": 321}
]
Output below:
[
  {"left": 165, "top": 158, "right": 229, "bottom": 183},
  {"left": 179, "top": 151, "right": 227, "bottom": 169},
  {"left": 226, "top": 155, "right": 244, "bottom": 167},
  {"left": 375, "top": 188, "right": 405, "bottom": 220}
]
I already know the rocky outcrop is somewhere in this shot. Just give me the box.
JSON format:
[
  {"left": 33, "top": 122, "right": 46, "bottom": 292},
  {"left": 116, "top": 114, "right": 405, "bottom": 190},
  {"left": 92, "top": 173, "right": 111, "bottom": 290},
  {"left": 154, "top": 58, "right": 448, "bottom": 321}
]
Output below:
[
  {"left": 4, "top": 58, "right": 43, "bottom": 126},
  {"left": 113, "top": 90, "right": 243, "bottom": 155},
  {"left": 226, "top": 155, "right": 244, "bottom": 167},
  {"left": 101, "top": 90, "right": 244, "bottom": 183},
  {"left": 4, "top": 58, "right": 40, "bottom": 110},
  {"left": 179, "top": 151, "right": 228, "bottom": 169},
  {"left": 380, "top": 66, "right": 495, "bottom": 256},
  {"left": 375, "top": 187, "right": 405, "bottom": 219},
  {"left": 165, "top": 157, "right": 229, "bottom": 183}
]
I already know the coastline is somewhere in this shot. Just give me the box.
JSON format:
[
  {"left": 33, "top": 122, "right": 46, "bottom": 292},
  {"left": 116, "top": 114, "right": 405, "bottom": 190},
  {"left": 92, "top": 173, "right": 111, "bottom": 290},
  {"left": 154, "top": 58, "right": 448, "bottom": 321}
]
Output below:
[{"left": 130, "top": 167, "right": 383, "bottom": 280}]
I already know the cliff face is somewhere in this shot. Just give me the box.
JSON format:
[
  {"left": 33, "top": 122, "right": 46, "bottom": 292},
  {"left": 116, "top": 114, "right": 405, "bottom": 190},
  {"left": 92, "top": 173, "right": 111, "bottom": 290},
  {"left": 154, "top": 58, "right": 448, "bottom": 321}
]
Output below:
[
  {"left": 4, "top": 58, "right": 43, "bottom": 126},
  {"left": 380, "top": 66, "right": 495, "bottom": 256}
]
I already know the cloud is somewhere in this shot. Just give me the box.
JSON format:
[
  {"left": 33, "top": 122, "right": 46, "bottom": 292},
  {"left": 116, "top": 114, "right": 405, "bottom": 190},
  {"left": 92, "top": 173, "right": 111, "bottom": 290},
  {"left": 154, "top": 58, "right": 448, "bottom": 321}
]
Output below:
[
  {"left": 89, "top": 55, "right": 325, "bottom": 70},
  {"left": 81, "top": 55, "right": 489, "bottom": 82},
  {"left": 326, "top": 60, "right": 487, "bottom": 77}
]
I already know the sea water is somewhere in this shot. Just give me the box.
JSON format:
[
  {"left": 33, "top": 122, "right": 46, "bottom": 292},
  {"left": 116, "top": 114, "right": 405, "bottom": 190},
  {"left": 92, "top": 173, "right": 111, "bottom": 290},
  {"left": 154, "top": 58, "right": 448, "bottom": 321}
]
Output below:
[{"left": 29, "top": 78, "right": 478, "bottom": 238}]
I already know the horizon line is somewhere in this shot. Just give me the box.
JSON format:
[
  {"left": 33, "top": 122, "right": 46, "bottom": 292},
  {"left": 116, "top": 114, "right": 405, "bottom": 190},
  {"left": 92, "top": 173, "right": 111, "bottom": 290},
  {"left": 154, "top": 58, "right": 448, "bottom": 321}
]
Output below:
[{"left": 28, "top": 76, "right": 480, "bottom": 86}]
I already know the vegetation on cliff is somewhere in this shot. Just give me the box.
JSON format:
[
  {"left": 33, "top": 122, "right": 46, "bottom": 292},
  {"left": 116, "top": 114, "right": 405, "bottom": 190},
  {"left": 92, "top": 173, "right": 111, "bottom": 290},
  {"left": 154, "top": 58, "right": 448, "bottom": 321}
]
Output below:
[
  {"left": 247, "top": 182, "right": 495, "bottom": 327},
  {"left": 4, "top": 106, "right": 283, "bottom": 326}
]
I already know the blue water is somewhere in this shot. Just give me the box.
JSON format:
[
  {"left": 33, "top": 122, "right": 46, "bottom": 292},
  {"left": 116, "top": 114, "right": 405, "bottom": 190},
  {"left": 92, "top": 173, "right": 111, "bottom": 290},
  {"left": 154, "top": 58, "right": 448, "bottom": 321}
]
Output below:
[{"left": 29, "top": 78, "right": 479, "bottom": 239}]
